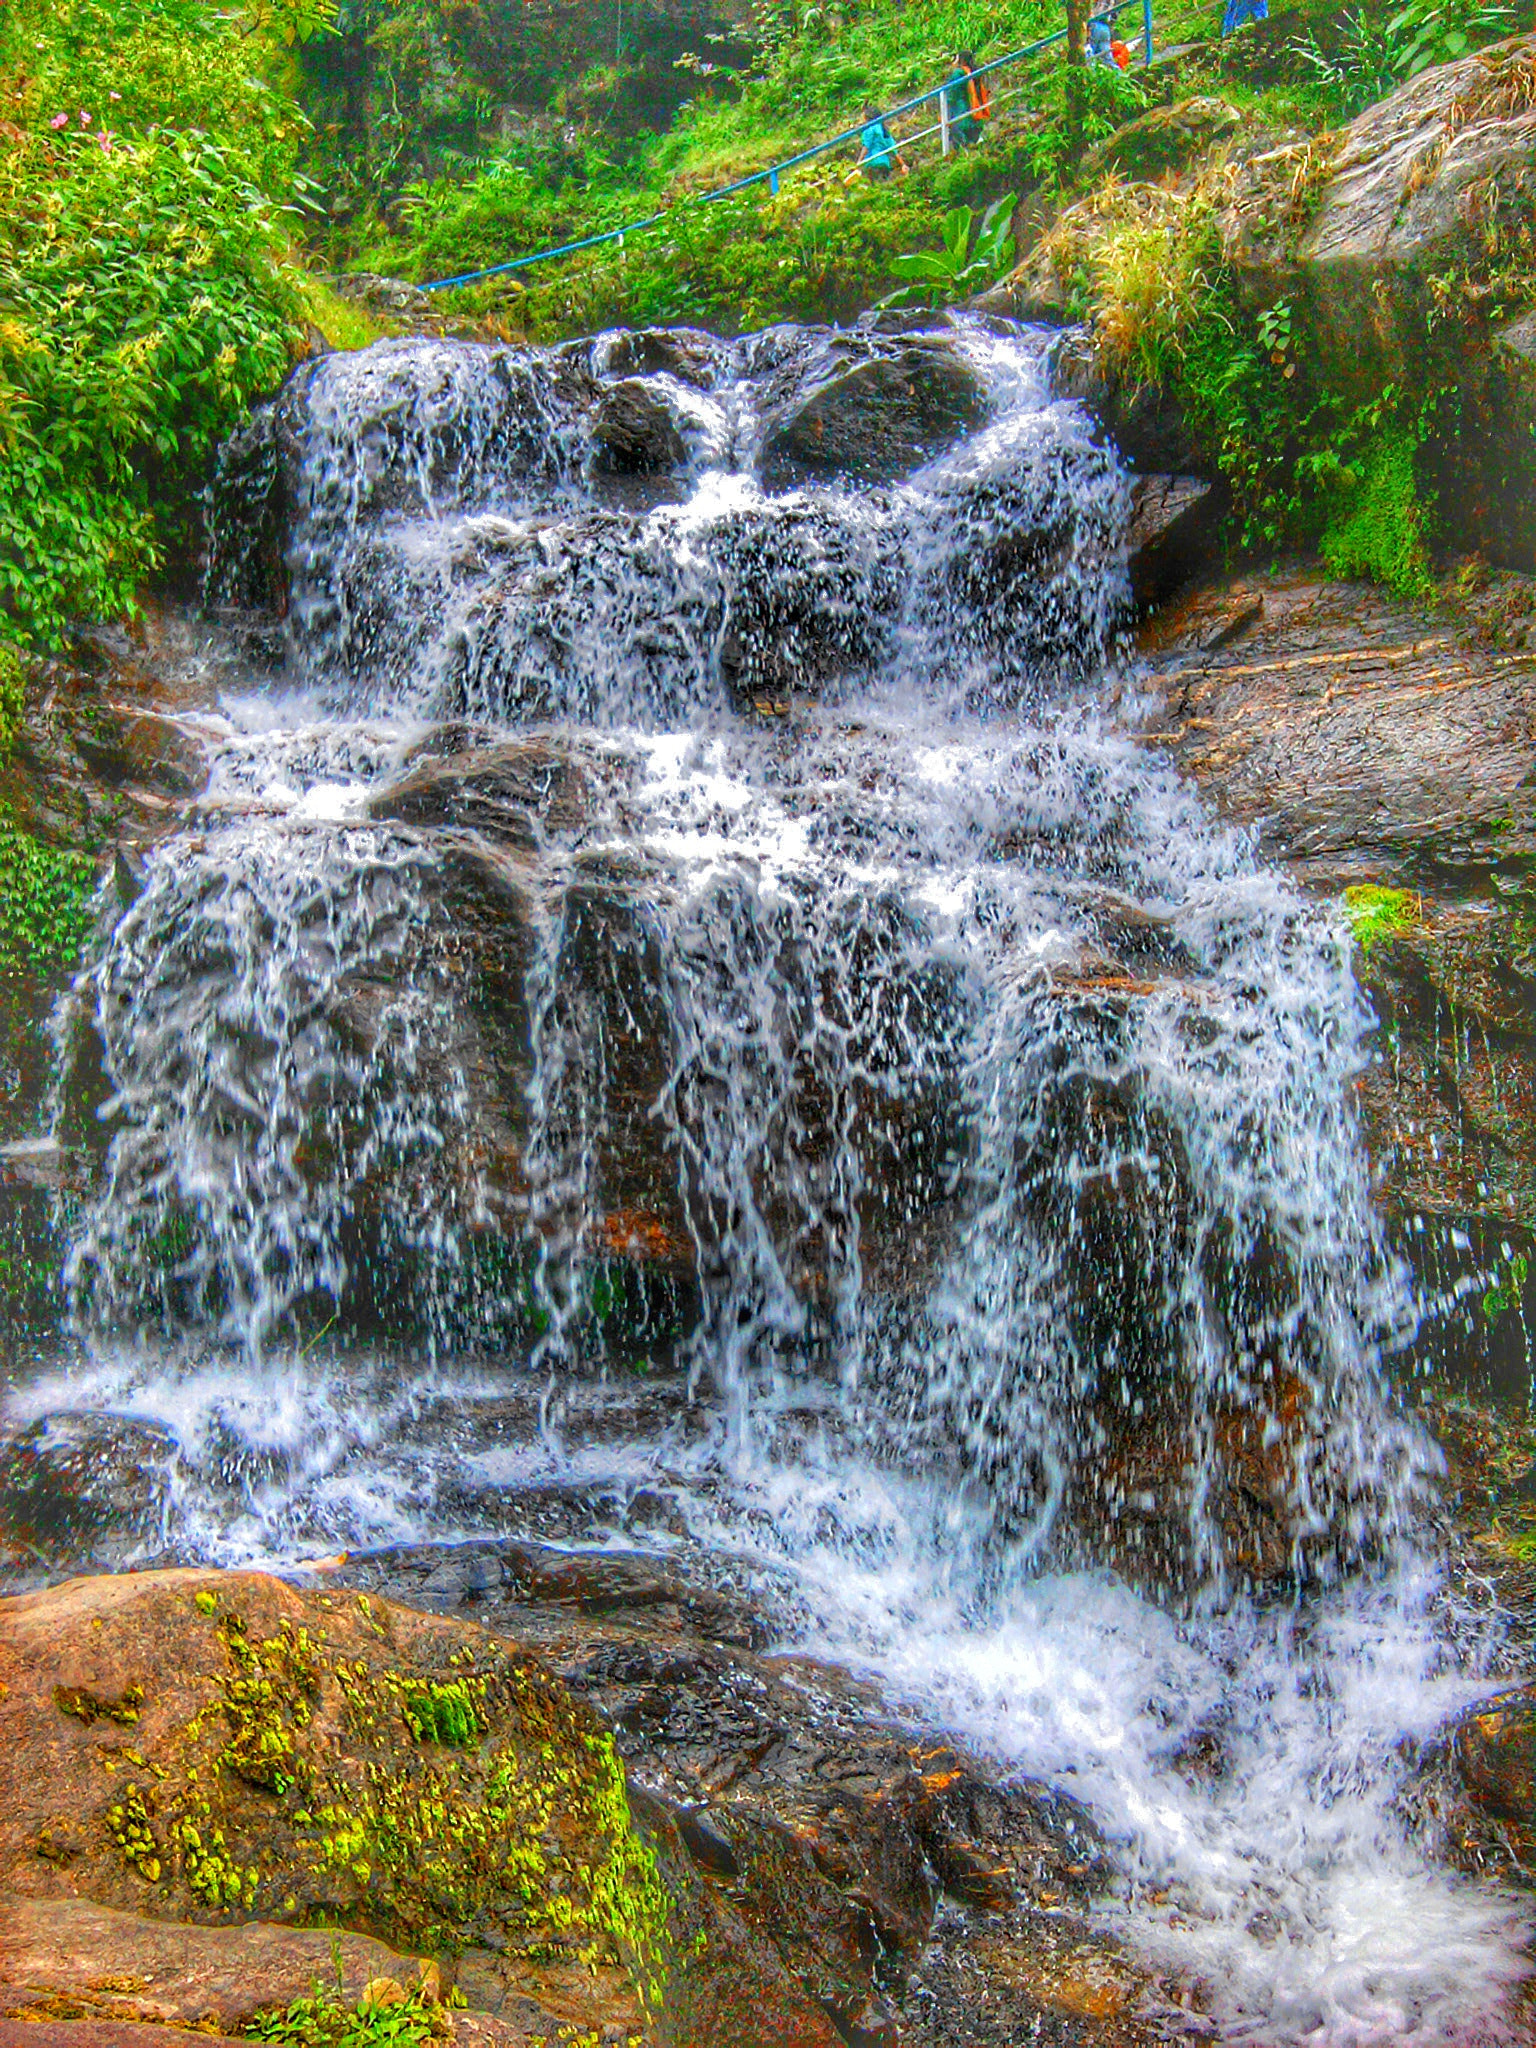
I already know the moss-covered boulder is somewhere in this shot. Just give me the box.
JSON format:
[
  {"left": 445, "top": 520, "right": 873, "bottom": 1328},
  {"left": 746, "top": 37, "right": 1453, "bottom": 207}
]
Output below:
[{"left": 0, "top": 1571, "right": 670, "bottom": 2033}]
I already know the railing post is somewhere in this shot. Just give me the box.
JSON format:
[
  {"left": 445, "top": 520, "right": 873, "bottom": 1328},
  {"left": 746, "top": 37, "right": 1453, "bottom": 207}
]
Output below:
[
  {"left": 1143, "top": 0, "right": 1153, "bottom": 62},
  {"left": 940, "top": 89, "right": 951, "bottom": 155}
]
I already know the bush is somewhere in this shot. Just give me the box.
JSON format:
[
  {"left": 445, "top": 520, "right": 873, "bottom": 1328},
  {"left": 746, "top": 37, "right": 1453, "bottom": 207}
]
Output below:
[{"left": 0, "top": 0, "right": 307, "bottom": 647}]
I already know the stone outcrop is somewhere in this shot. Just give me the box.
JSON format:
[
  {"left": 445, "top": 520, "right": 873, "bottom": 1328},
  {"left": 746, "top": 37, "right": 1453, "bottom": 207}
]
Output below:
[
  {"left": 1014, "top": 39, "right": 1536, "bottom": 568},
  {"left": 0, "top": 1565, "right": 1151, "bottom": 2048},
  {"left": 1136, "top": 559, "right": 1536, "bottom": 1379},
  {"left": 759, "top": 340, "right": 989, "bottom": 487}
]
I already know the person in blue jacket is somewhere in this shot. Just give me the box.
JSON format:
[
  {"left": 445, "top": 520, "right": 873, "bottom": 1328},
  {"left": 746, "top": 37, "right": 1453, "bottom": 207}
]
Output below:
[{"left": 859, "top": 104, "right": 907, "bottom": 178}]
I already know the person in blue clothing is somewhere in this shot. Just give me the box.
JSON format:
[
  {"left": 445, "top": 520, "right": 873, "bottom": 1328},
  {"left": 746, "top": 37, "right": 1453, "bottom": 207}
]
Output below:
[
  {"left": 1221, "top": 0, "right": 1268, "bottom": 31},
  {"left": 859, "top": 103, "right": 907, "bottom": 179}
]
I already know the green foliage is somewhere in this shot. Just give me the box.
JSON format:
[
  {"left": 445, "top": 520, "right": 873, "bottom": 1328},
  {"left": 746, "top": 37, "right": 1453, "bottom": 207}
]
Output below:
[
  {"left": 1484, "top": 1248, "right": 1529, "bottom": 1325},
  {"left": 0, "top": 823, "right": 97, "bottom": 981},
  {"left": 248, "top": 0, "right": 342, "bottom": 47},
  {"left": 0, "top": 643, "right": 25, "bottom": 756},
  {"left": 0, "top": 0, "right": 307, "bottom": 647},
  {"left": 1295, "top": 0, "right": 1519, "bottom": 115},
  {"left": 247, "top": 1980, "right": 441, "bottom": 2048},
  {"left": 888, "top": 193, "right": 1016, "bottom": 304},
  {"left": 1342, "top": 883, "right": 1420, "bottom": 959},
  {"left": 1316, "top": 422, "right": 1433, "bottom": 599}
]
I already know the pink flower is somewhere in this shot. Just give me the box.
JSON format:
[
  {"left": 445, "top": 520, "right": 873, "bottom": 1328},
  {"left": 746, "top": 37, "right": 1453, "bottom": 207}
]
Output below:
[
  {"left": 96, "top": 130, "right": 112, "bottom": 153},
  {"left": 79, "top": 109, "right": 91, "bottom": 126},
  {"left": 49, "top": 111, "right": 68, "bottom": 128},
  {"left": 109, "top": 91, "right": 121, "bottom": 101}
]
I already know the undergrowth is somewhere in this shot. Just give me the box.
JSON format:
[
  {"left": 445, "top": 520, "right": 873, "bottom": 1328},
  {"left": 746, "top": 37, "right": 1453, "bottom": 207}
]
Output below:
[
  {"left": 0, "top": 0, "right": 309, "bottom": 648},
  {"left": 1342, "top": 883, "right": 1421, "bottom": 959},
  {"left": 247, "top": 1973, "right": 448, "bottom": 2048},
  {"left": 0, "top": 822, "right": 97, "bottom": 981}
]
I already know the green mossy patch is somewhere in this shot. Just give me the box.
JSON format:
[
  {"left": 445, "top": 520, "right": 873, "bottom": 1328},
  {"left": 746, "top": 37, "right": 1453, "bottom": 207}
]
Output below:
[
  {"left": 3, "top": 1574, "right": 674, "bottom": 2021},
  {"left": 1343, "top": 883, "right": 1421, "bottom": 959}
]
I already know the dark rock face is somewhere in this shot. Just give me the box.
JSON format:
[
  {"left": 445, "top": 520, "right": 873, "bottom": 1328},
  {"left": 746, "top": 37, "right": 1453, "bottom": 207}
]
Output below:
[
  {"left": 1136, "top": 559, "right": 1536, "bottom": 1391},
  {"left": 1283, "top": 38, "right": 1536, "bottom": 400},
  {"left": 1048, "top": 330, "right": 1212, "bottom": 480},
  {"left": 760, "top": 342, "right": 990, "bottom": 487},
  {"left": 1122, "top": 475, "right": 1219, "bottom": 611},
  {"left": 592, "top": 380, "right": 691, "bottom": 476}
]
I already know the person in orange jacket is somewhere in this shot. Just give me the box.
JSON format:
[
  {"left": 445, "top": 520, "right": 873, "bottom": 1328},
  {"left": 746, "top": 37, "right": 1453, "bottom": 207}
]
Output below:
[{"left": 944, "top": 50, "right": 991, "bottom": 146}]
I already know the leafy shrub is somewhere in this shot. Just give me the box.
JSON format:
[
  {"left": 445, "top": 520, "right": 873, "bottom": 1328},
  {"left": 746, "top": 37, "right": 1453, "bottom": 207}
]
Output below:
[
  {"left": 247, "top": 1977, "right": 445, "bottom": 2048},
  {"left": 0, "top": 0, "right": 307, "bottom": 647},
  {"left": 888, "top": 194, "right": 1017, "bottom": 304},
  {"left": 1295, "top": 0, "right": 1519, "bottom": 114},
  {"left": 1317, "top": 424, "right": 1433, "bottom": 598},
  {"left": 0, "top": 823, "right": 97, "bottom": 981}
]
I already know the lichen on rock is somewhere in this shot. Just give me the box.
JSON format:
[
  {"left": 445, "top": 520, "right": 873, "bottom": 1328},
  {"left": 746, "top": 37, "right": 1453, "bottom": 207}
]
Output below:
[{"left": 0, "top": 1570, "right": 673, "bottom": 2025}]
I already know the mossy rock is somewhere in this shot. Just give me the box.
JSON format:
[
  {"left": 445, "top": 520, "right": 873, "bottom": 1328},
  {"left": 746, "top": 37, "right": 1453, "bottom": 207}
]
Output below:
[
  {"left": 0, "top": 1570, "right": 672, "bottom": 2027},
  {"left": 1080, "top": 98, "right": 1243, "bottom": 186}
]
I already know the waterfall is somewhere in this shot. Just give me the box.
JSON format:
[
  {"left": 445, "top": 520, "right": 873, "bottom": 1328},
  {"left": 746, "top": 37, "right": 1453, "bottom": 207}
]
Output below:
[{"left": 13, "top": 315, "right": 1530, "bottom": 2040}]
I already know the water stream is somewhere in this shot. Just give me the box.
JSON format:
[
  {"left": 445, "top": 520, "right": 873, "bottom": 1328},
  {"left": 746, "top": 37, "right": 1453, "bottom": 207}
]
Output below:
[{"left": 7, "top": 318, "right": 1531, "bottom": 2040}]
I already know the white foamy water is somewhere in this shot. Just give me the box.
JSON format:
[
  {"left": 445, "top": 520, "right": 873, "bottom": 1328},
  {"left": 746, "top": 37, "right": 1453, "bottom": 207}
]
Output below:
[{"left": 8, "top": 316, "right": 1530, "bottom": 2041}]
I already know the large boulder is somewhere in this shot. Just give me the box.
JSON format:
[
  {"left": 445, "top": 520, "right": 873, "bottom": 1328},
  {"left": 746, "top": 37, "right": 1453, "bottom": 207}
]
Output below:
[
  {"left": 1137, "top": 558, "right": 1536, "bottom": 1384},
  {"left": 1274, "top": 37, "right": 1536, "bottom": 402},
  {"left": 0, "top": 1568, "right": 865, "bottom": 2048},
  {"left": 0, "top": 1570, "right": 670, "bottom": 2029},
  {"left": 760, "top": 341, "right": 989, "bottom": 486}
]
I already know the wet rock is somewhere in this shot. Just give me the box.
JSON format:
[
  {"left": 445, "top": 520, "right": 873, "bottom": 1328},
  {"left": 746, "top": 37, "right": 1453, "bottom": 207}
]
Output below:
[
  {"left": 591, "top": 380, "right": 689, "bottom": 475},
  {"left": 1134, "top": 562, "right": 1536, "bottom": 874},
  {"left": 1452, "top": 1684, "right": 1536, "bottom": 1823},
  {"left": 369, "top": 737, "right": 609, "bottom": 846},
  {"left": 1136, "top": 558, "right": 1536, "bottom": 1392},
  {"left": 0, "top": 1416, "right": 175, "bottom": 1585},
  {"left": 0, "top": 1139, "right": 89, "bottom": 1192},
  {"left": 761, "top": 342, "right": 988, "bottom": 486},
  {"left": 1123, "top": 475, "right": 1219, "bottom": 611},
  {"left": 595, "top": 329, "right": 725, "bottom": 391},
  {"left": 0, "top": 1570, "right": 666, "bottom": 2031},
  {"left": 0, "top": 1896, "right": 438, "bottom": 2031}
]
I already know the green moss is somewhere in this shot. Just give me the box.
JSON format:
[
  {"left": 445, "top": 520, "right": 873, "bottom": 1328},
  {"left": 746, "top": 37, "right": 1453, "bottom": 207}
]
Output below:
[
  {"left": 0, "top": 822, "right": 97, "bottom": 981},
  {"left": 291, "top": 272, "right": 392, "bottom": 353},
  {"left": 1320, "top": 426, "right": 1434, "bottom": 599},
  {"left": 398, "top": 1678, "right": 485, "bottom": 1748},
  {"left": 105, "top": 1784, "right": 163, "bottom": 1883},
  {"left": 0, "top": 644, "right": 25, "bottom": 757},
  {"left": 1343, "top": 883, "right": 1420, "bottom": 959},
  {"left": 55, "top": 1682, "right": 145, "bottom": 1726}
]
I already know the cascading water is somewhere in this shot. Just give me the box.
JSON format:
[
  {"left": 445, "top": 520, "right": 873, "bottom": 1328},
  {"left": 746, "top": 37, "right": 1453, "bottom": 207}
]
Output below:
[{"left": 9, "top": 316, "right": 1531, "bottom": 2039}]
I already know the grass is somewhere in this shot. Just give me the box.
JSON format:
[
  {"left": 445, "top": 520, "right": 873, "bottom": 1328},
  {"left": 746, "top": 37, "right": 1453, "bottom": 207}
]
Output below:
[
  {"left": 290, "top": 273, "right": 394, "bottom": 353},
  {"left": 1342, "top": 884, "right": 1421, "bottom": 960}
]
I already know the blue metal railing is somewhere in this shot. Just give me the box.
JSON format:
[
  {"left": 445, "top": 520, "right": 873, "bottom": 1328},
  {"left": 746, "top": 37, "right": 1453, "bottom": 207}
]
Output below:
[{"left": 419, "top": 5, "right": 1150, "bottom": 295}]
